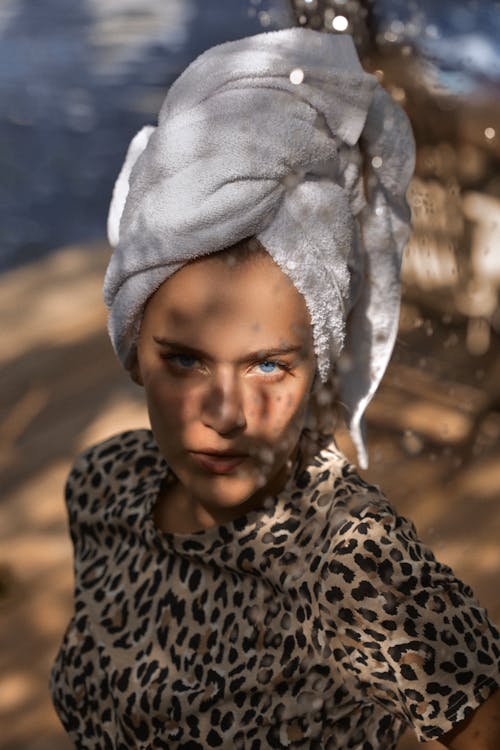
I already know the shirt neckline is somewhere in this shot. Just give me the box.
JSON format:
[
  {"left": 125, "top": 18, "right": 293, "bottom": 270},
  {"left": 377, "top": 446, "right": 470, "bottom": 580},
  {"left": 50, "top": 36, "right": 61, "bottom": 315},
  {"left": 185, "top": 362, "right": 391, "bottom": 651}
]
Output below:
[{"left": 141, "top": 428, "right": 337, "bottom": 555}]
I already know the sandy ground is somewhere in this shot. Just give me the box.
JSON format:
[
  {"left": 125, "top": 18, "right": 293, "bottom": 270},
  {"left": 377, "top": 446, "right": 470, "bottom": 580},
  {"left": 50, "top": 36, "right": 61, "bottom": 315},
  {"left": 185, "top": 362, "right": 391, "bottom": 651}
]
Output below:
[{"left": 0, "top": 243, "right": 499, "bottom": 750}]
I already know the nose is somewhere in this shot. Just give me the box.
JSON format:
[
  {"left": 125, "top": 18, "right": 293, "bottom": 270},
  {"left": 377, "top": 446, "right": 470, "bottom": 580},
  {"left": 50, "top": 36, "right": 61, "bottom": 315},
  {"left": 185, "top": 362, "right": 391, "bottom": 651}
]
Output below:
[{"left": 201, "top": 368, "right": 247, "bottom": 436}]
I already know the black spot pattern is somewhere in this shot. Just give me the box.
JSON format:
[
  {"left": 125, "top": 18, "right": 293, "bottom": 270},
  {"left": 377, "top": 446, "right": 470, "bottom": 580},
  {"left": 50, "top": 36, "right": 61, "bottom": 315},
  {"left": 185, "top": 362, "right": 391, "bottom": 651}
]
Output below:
[{"left": 50, "top": 429, "right": 500, "bottom": 749}]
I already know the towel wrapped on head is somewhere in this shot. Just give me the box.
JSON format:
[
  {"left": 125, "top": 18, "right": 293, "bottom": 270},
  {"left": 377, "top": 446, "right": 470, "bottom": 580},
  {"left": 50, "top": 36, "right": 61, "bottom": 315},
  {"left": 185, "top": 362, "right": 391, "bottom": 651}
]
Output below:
[{"left": 104, "top": 27, "right": 415, "bottom": 468}]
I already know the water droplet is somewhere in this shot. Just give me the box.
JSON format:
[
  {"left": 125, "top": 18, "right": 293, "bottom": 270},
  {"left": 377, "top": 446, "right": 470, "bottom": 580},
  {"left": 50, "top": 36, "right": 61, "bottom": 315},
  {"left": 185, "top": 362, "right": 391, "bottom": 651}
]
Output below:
[
  {"left": 383, "top": 30, "right": 399, "bottom": 43},
  {"left": 466, "top": 318, "right": 490, "bottom": 356},
  {"left": 255, "top": 473, "right": 267, "bottom": 488},
  {"left": 484, "top": 127, "right": 496, "bottom": 141},
  {"left": 444, "top": 332, "right": 459, "bottom": 349},
  {"left": 263, "top": 496, "right": 275, "bottom": 511},
  {"left": 269, "top": 600, "right": 280, "bottom": 616},
  {"left": 337, "top": 352, "right": 352, "bottom": 374},
  {"left": 258, "top": 10, "right": 271, "bottom": 26},
  {"left": 224, "top": 251, "right": 239, "bottom": 267},
  {"left": 332, "top": 15, "right": 348, "bottom": 32},
  {"left": 280, "top": 613, "right": 292, "bottom": 630},
  {"left": 391, "top": 86, "right": 406, "bottom": 103},
  {"left": 289, "top": 68, "right": 304, "bottom": 85},
  {"left": 258, "top": 447, "right": 274, "bottom": 464},
  {"left": 312, "top": 696, "right": 324, "bottom": 710},
  {"left": 390, "top": 19, "right": 405, "bottom": 35},
  {"left": 402, "top": 429, "right": 423, "bottom": 456},
  {"left": 424, "top": 319, "right": 434, "bottom": 336},
  {"left": 425, "top": 24, "right": 440, "bottom": 39},
  {"left": 316, "top": 386, "right": 333, "bottom": 406},
  {"left": 64, "top": 88, "right": 96, "bottom": 132}
]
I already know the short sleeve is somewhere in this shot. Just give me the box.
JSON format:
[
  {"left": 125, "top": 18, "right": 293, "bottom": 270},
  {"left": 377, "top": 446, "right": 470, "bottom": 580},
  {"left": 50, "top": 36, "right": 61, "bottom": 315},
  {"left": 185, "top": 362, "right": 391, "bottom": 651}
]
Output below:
[{"left": 322, "top": 492, "right": 500, "bottom": 742}]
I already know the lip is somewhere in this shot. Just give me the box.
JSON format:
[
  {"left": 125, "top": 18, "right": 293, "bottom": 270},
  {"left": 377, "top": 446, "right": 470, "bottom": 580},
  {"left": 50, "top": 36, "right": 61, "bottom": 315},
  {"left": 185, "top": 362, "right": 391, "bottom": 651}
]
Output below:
[{"left": 190, "top": 452, "right": 247, "bottom": 475}]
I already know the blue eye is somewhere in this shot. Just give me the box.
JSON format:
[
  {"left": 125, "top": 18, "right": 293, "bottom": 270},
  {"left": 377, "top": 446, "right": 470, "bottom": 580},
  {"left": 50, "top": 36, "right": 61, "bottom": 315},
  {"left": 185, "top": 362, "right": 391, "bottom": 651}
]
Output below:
[
  {"left": 170, "top": 354, "right": 199, "bottom": 368},
  {"left": 258, "top": 360, "right": 278, "bottom": 373}
]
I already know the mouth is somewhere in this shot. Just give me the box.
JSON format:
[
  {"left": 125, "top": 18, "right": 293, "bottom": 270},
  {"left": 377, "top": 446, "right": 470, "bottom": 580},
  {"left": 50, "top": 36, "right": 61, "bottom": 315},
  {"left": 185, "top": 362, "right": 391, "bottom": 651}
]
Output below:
[{"left": 189, "top": 452, "right": 248, "bottom": 475}]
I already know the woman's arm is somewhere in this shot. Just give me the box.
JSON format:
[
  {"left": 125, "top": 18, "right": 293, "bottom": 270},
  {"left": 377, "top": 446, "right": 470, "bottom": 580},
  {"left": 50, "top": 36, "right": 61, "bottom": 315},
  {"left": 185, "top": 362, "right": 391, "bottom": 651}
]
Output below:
[{"left": 440, "top": 688, "right": 500, "bottom": 749}]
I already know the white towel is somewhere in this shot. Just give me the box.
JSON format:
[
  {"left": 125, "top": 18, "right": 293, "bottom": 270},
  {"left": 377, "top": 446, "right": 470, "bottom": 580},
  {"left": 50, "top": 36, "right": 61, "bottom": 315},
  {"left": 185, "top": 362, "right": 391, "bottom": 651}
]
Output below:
[{"left": 104, "top": 27, "right": 415, "bottom": 468}]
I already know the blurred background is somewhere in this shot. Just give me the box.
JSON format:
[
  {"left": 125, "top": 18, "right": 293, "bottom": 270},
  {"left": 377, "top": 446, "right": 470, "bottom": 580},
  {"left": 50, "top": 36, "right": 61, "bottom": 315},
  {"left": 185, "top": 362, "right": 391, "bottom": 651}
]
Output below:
[{"left": 0, "top": 1, "right": 499, "bottom": 748}]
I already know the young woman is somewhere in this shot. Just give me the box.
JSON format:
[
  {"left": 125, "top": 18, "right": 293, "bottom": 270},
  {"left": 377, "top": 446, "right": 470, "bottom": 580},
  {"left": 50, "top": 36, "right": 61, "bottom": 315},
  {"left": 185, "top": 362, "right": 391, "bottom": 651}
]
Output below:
[{"left": 50, "top": 28, "right": 500, "bottom": 750}]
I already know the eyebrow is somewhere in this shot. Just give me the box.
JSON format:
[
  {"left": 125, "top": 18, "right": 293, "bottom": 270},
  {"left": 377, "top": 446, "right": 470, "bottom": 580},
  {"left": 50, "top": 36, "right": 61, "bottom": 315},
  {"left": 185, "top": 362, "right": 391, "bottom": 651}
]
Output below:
[{"left": 152, "top": 336, "right": 304, "bottom": 364}]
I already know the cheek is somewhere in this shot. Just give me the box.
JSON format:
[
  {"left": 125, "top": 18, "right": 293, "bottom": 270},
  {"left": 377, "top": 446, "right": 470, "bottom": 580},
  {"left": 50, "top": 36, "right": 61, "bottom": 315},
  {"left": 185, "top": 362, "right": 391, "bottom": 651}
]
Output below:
[
  {"left": 256, "top": 382, "right": 310, "bottom": 436},
  {"left": 143, "top": 374, "right": 198, "bottom": 432}
]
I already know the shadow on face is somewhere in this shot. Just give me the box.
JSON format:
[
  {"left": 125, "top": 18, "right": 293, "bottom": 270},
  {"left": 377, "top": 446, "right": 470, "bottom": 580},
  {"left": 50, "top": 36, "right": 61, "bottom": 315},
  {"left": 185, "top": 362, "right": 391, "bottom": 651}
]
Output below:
[{"left": 131, "top": 237, "right": 321, "bottom": 516}]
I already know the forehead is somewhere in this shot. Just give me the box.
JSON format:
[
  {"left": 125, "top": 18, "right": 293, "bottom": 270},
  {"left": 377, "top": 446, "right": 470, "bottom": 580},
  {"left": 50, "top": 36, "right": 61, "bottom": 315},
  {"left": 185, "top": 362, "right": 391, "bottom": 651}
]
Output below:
[{"left": 143, "top": 251, "right": 313, "bottom": 348}]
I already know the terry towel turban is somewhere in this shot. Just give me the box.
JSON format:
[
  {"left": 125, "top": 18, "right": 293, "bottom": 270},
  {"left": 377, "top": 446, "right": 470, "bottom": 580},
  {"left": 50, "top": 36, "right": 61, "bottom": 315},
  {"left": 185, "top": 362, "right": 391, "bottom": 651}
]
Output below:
[{"left": 104, "top": 27, "right": 416, "bottom": 468}]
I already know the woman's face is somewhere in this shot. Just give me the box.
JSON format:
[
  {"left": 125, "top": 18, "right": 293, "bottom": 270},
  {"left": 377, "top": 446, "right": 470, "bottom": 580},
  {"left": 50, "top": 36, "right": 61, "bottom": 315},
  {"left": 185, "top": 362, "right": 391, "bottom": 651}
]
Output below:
[{"left": 133, "top": 249, "right": 317, "bottom": 525}]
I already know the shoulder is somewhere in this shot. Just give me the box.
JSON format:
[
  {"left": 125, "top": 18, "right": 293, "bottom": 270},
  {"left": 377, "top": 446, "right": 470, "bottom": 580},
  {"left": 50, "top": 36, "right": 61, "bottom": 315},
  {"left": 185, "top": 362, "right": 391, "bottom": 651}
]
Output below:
[
  {"left": 318, "top": 456, "right": 479, "bottom": 618},
  {"left": 65, "top": 428, "right": 158, "bottom": 490},
  {"left": 313, "top": 448, "right": 500, "bottom": 743},
  {"left": 302, "top": 438, "right": 420, "bottom": 561},
  {"left": 310, "top": 442, "right": 406, "bottom": 537},
  {"left": 310, "top": 449, "right": 446, "bottom": 579},
  {"left": 331, "top": 461, "right": 439, "bottom": 569}
]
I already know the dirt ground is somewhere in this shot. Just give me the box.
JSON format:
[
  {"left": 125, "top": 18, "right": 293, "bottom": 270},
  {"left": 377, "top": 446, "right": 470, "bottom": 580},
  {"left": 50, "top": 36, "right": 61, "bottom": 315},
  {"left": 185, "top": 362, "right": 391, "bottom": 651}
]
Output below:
[{"left": 0, "top": 243, "right": 499, "bottom": 750}]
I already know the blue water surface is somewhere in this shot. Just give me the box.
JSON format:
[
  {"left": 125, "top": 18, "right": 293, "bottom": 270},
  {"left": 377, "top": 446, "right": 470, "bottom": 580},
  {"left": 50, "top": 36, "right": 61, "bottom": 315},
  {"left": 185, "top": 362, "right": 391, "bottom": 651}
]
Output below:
[
  {"left": 0, "top": 0, "right": 293, "bottom": 271},
  {"left": 1, "top": 0, "right": 499, "bottom": 272}
]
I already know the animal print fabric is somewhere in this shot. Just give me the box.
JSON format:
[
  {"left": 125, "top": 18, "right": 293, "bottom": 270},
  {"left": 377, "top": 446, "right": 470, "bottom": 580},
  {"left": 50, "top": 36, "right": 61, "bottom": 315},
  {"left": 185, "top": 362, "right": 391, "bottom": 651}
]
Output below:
[{"left": 50, "top": 429, "right": 500, "bottom": 749}]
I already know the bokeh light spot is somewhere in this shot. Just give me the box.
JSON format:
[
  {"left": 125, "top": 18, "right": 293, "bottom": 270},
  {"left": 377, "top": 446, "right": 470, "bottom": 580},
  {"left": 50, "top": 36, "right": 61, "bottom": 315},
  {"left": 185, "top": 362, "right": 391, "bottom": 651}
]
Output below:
[
  {"left": 332, "top": 15, "right": 348, "bottom": 32},
  {"left": 258, "top": 10, "right": 271, "bottom": 26},
  {"left": 289, "top": 68, "right": 304, "bottom": 85},
  {"left": 391, "top": 86, "right": 406, "bottom": 103}
]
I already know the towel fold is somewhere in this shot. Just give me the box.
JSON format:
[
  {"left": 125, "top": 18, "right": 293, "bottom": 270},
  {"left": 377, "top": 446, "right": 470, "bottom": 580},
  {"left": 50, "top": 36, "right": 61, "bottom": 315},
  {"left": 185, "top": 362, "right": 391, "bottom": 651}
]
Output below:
[{"left": 104, "top": 27, "right": 415, "bottom": 468}]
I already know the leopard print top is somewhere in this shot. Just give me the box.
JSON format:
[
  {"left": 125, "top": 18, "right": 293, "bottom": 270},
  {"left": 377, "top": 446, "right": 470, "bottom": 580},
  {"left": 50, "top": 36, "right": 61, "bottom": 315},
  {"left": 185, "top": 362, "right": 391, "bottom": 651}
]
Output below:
[{"left": 50, "top": 428, "right": 500, "bottom": 749}]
